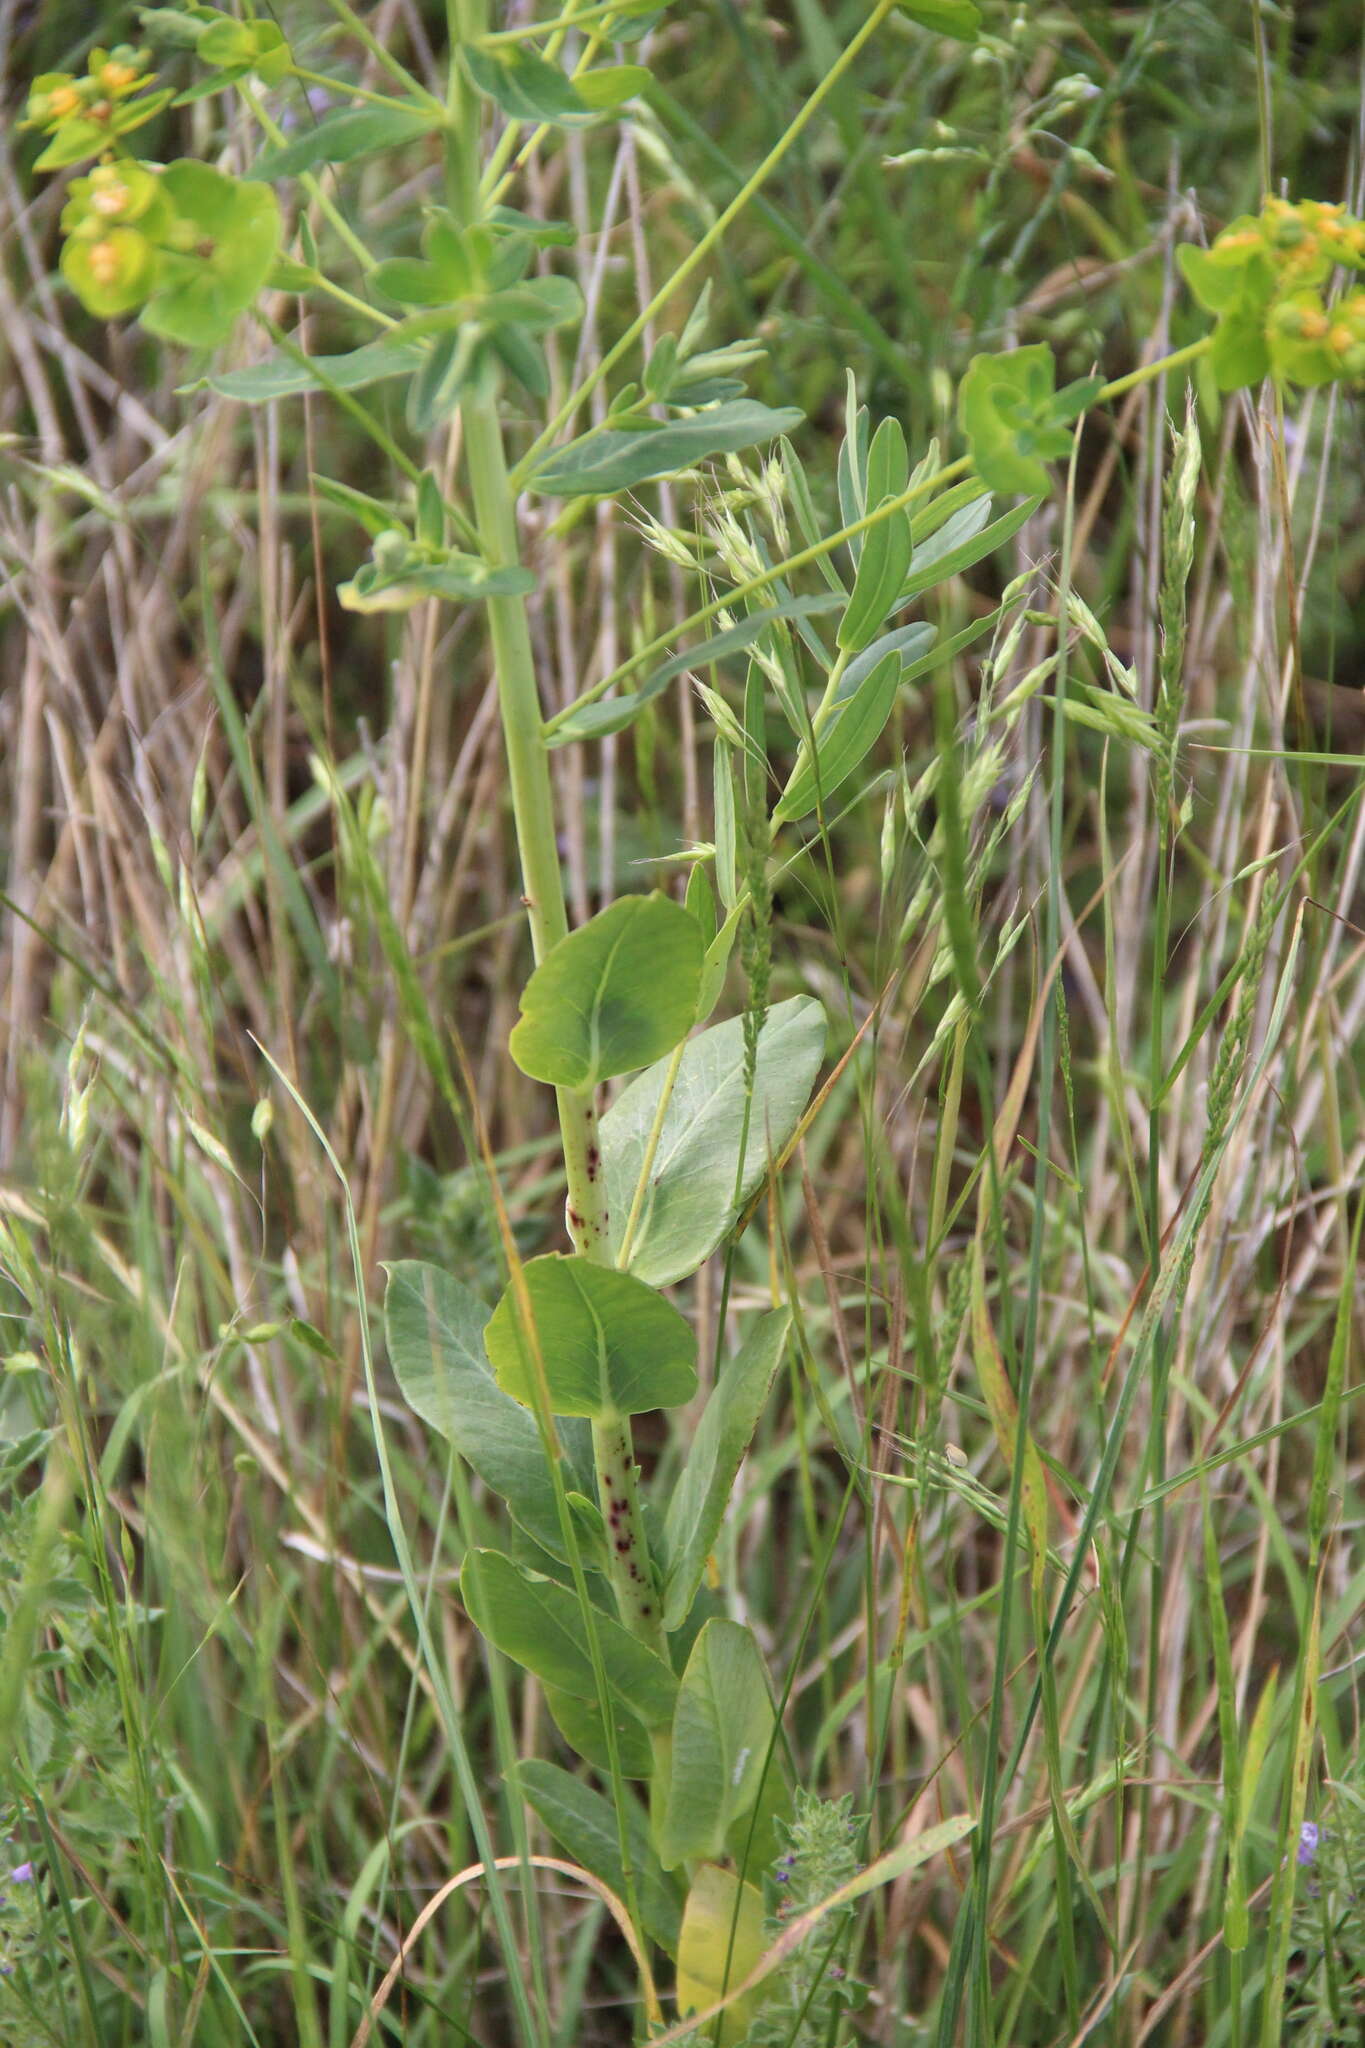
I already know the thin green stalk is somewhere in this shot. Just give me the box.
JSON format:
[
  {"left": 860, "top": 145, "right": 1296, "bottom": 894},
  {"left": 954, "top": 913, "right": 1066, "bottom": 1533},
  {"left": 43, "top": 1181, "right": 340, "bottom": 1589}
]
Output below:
[
  {"left": 318, "top": 0, "right": 447, "bottom": 110},
  {"left": 510, "top": 0, "right": 902, "bottom": 486},
  {"left": 288, "top": 66, "right": 423, "bottom": 113},
  {"left": 543, "top": 455, "right": 974, "bottom": 736},
  {"left": 965, "top": 432, "right": 1084, "bottom": 2048},
  {"left": 240, "top": 92, "right": 382, "bottom": 275},
  {"left": 480, "top": 0, "right": 655, "bottom": 43},
  {"left": 616, "top": 1036, "right": 686, "bottom": 1273},
  {"left": 1096, "top": 335, "right": 1209, "bottom": 407}
]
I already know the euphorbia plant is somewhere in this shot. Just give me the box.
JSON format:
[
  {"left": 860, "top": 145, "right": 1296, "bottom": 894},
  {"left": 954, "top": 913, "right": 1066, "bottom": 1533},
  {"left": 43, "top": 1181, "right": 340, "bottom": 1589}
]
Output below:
[{"left": 27, "top": 2, "right": 1365, "bottom": 2037}]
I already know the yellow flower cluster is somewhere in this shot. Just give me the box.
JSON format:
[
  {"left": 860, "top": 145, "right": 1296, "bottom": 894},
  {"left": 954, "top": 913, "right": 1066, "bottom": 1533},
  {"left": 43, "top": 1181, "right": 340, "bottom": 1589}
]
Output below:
[
  {"left": 1181, "top": 195, "right": 1365, "bottom": 390},
  {"left": 21, "top": 47, "right": 168, "bottom": 173}
]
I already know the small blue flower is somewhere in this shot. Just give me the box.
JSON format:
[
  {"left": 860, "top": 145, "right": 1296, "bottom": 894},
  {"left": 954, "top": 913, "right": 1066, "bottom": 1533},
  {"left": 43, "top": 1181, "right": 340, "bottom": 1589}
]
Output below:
[{"left": 1298, "top": 1822, "right": 1320, "bottom": 1867}]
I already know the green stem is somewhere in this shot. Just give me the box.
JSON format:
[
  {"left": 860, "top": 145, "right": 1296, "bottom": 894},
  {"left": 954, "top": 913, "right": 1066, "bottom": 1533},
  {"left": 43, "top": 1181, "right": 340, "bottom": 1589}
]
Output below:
[
  {"left": 242, "top": 92, "right": 379, "bottom": 275},
  {"left": 447, "top": 6, "right": 660, "bottom": 1666},
  {"left": 1097, "top": 333, "right": 1210, "bottom": 406},
  {"left": 809, "top": 646, "right": 851, "bottom": 735},
  {"left": 592, "top": 1413, "right": 667, "bottom": 1658},
  {"left": 460, "top": 393, "right": 613, "bottom": 1256}
]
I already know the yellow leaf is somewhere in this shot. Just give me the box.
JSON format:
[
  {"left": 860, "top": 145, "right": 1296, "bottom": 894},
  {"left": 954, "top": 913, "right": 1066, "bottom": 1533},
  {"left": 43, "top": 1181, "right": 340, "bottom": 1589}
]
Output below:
[{"left": 676, "top": 1864, "right": 765, "bottom": 2046}]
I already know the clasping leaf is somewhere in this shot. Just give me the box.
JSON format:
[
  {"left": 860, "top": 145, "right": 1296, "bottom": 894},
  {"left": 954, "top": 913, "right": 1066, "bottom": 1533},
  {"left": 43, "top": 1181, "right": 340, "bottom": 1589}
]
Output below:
[
  {"left": 509, "top": 894, "right": 703, "bottom": 1090},
  {"left": 484, "top": 1253, "right": 698, "bottom": 1419}
]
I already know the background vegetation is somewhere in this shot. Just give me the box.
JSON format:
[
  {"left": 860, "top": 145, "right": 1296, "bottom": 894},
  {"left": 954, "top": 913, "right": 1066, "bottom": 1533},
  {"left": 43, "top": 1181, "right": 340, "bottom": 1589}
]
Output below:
[{"left": 2, "top": 0, "right": 1364, "bottom": 2043}]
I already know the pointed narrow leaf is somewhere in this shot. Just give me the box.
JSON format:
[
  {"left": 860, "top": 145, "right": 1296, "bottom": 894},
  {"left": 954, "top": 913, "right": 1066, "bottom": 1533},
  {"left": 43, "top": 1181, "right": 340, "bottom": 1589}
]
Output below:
[
  {"left": 836, "top": 375, "right": 870, "bottom": 553},
  {"left": 546, "top": 595, "right": 842, "bottom": 747},
  {"left": 544, "top": 1685, "right": 656, "bottom": 1780},
  {"left": 782, "top": 436, "right": 847, "bottom": 594},
  {"left": 684, "top": 863, "right": 717, "bottom": 944},
  {"left": 600, "top": 997, "right": 826, "bottom": 1287},
  {"left": 838, "top": 501, "right": 914, "bottom": 652},
  {"left": 248, "top": 106, "right": 440, "bottom": 182},
  {"left": 310, "top": 477, "right": 401, "bottom": 538},
  {"left": 461, "top": 1548, "right": 679, "bottom": 1727},
  {"left": 484, "top": 1253, "right": 698, "bottom": 1418},
  {"left": 203, "top": 336, "right": 426, "bottom": 403},
  {"left": 834, "top": 621, "right": 936, "bottom": 704},
  {"left": 663, "top": 1310, "right": 789, "bottom": 1627},
  {"left": 509, "top": 894, "right": 702, "bottom": 1089},
  {"left": 775, "top": 648, "right": 902, "bottom": 821},
  {"left": 528, "top": 401, "right": 803, "bottom": 497},
  {"left": 697, "top": 901, "right": 743, "bottom": 1023},
  {"left": 971, "top": 1241, "right": 1048, "bottom": 1591},
  {"left": 900, "top": 495, "right": 1035, "bottom": 601},
  {"left": 865, "top": 414, "right": 909, "bottom": 503},
  {"left": 463, "top": 44, "right": 607, "bottom": 125},
  {"left": 714, "top": 739, "right": 737, "bottom": 910},
  {"left": 511, "top": 1761, "right": 682, "bottom": 1954},
  {"left": 338, "top": 552, "right": 535, "bottom": 612}
]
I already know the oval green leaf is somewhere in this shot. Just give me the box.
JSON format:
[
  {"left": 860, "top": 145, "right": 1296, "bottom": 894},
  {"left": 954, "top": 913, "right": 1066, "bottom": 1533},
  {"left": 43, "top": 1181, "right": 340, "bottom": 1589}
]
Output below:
[
  {"left": 511, "top": 1760, "right": 682, "bottom": 1955},
  {"left": 461, "top": 1548, "right": 678, "bottom": 1728},
  {"left": 485, "top": 1253, "right": 698, "bottom": 1419},
  {"left": 898, "top": 0, "right": 982, "bottom": 38},
  {"left": 383, "top": 1259, "right": 592, "bottom": 1559},
  {"left": 544, "top": 1685, "right": 656, "bottom": 1780},
  {"left": 463, "top": 44, "right": 601, "bottom": 126},
  {"left": 509, "top": 893, "right": 703, "bottom": 1090},
  {"left": 600, "top": 996, "right": 826, "bottom": 1287},
  {"left": 527, "top": 399, "right": 804, "bottom": 498},
  {"left": 660, "top": 1621, "right": 776, "bottom": 1868},
  {"left": 247, "top": 105, "right": 441, "bottom": 183}
]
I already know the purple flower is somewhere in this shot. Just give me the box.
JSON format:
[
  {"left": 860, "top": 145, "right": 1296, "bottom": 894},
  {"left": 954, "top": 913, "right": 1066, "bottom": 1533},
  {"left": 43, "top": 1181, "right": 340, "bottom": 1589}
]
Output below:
[{"left": 1297, "top": 1823, "right": 1320, "bottom": 1867}]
